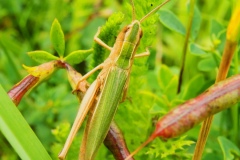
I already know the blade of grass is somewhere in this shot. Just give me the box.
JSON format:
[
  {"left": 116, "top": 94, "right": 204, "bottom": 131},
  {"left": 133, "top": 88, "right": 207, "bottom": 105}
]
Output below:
[{"left": 0, "top": 85, "right": 52, "bottom": 160}]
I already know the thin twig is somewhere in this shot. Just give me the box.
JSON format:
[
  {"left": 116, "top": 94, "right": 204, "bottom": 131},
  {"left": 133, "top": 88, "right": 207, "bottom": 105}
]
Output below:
[
  {"left": 177, "top": 0, "right": 196, "bottom": 93},
  {"left": 192, "top": 40, "right": 237, "bottom": 160}
]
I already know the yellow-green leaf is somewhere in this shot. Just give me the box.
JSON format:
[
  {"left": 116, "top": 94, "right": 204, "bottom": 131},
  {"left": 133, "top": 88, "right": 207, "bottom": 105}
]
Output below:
[
  {"left": 28, "top": 50, "right": 58, "bottom": 63},
  {"left": 22, "top": 61, "right": 57, "bottom": 81},
  {"left": 50, "top": 19, "right": 65, "bottom": 57},
  {"left": 64, "top": 49, "right": 93, "bottom": 65}
]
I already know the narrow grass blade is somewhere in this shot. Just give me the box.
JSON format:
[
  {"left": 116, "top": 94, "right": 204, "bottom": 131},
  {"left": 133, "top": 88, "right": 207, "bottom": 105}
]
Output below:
[{"left": 0, "top": 85, "right": 52, "bottom": 160}]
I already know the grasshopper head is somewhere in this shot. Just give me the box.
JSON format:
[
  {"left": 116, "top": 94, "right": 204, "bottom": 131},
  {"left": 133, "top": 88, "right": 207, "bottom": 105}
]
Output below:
[
  {"left": 124, "top": 20, "right": 143, "bottom": 45},
  {"left": 123, "top": 0, "right": 170, "bottom": 46}
]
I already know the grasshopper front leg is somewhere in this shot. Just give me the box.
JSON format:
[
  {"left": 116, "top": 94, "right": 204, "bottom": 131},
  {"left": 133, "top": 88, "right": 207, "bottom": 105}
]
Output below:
[
  {"left": 122, "top": 48, "right": 150, "bottom": 102},
  {"left": 134, "top": 48, "right": 150, "bottom": 58},
  {"left": 63, "top": 0, "right": 170, "bottom": 158},
  {"left": 75, "top": 27, "right": 114, "bottom": 92},
  {"left": 94, "top": 27, "right": 113, "bottom": 51}
]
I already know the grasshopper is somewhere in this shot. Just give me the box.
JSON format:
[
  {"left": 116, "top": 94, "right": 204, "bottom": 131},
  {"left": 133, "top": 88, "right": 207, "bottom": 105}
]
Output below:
[{"left": 58, "top": 0, "right": 170, "bottom": 159}]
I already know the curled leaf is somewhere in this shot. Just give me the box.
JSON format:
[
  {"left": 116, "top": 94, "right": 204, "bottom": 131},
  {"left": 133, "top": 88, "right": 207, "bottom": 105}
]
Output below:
[
  {"left": 28, "top": 50, "right": 58, "bottom": 63},
  {"left": 22, "top": 61, "right": 57, "bottom": 81},
  {"left": 50, "top": 19, "right": 65, "bottom": 57},
  {"left": 64, "top": 49, "right": 93, "bottom": 65}
]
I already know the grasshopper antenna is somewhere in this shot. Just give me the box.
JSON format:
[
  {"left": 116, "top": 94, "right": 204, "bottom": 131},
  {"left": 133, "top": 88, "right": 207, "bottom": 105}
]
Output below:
[
  {"left": 140, "top": 0, "right": 170, "bottom": 23},
  {"left": 131, "top": 0, "right": 136, "bottom": 21}
]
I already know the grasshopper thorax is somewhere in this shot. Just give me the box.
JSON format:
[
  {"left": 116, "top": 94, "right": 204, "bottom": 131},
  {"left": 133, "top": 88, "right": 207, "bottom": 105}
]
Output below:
[{"left": 114, "top": 20, "right": 142, "bottom": 69}]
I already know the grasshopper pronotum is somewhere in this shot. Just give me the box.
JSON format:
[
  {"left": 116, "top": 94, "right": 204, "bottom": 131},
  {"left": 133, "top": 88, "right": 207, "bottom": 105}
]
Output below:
[{"left": 58, "top": 0, "right": 170, "bottom": 159}]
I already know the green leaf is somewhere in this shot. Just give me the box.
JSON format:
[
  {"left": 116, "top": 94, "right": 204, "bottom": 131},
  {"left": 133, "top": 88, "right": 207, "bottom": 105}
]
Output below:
[
  {"left": 218, "top": 136, "right": 240, "bottom": 160},
  {"left": 210, "top": 19, "right": 225, "bottom": 37},
  {"left": 89, "top": 12, "right": 124, "bottom": 81},
  {"left": 197, "top": 55, "right": 217, "bottom": 72},
  {"left": 164, "top": 76, "right": 178, "bottom": 101},
  {"left": 149, "top": 103, "right": 167, "bottom": 115},
  {"left": 158, "top": 9, "right": 186, "bottom": 35},
  {"left": 216, "top": 30, "right": 227, "bottom": 52},
  {"left": 64, "top": 49, "right": 93, "bottom": 65},
  {"left": 161, "top": 136, "right": 194, "bottom": 158},
  {"left": 189, "top": 43, "right": 207, "bottom": 56},
  {"left": 146, "top": 136, "right": 194, "bottom": 159},
  {"left": 158, "top": 64, "right": 174, "bottom": 90},
  {"left": 28, "top": 50, "right": 59, "bottom": 63},
  {"left": 190, "top": 6, "right": 201, "bottom": 40},
  {"left": 0, "top": 85, "right": 52, "bottom": 160},
  {"left": 50, "top": 19, "right": 65, "bottom": 57},
  {"left": 182, "top": 74, "right": 205, "bottom": 100}
]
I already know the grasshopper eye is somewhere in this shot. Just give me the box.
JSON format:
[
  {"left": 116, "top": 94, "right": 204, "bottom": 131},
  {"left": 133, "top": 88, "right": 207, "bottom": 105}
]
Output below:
[
  {"left": 139, "top": 31, "right": 143, "bottom": 38},
  {"left": 123, "top": 26, "right": 129, "bottom": 33}
]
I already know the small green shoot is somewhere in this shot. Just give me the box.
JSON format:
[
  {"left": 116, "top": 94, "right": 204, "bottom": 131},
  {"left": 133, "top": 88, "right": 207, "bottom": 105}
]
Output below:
[
  {"left": 27, "top": 19, "right": 93, "bottom": 65},
  {"left": 50, "top": 19, "right": 65, "bottom": 57}
]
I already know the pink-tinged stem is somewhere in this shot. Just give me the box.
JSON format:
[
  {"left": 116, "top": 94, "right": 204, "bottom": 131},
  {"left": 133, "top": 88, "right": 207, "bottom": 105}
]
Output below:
[
  {"left": 7, "top": 75, "right": 39, "bottom": 106},
  {"left": 126, "top": 74, "right": 240, "bottom": 159},
  {"left": 193, "top": 39, "right": 238, "bottom": 160},
  {"left": 104, "top": 122, "right": 134, "bottom": 160},
  {"left": 153, "top": 74, "right": 240, "bottom": 139}
]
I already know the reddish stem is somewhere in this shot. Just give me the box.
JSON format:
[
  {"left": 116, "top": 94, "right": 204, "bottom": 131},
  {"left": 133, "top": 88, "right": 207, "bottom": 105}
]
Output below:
[
  {"left": 128, "top": 74, "right": 240, "bottom": 159},
  {"left": 193, "top": 40, "right": 237, "bottom": 160},
  {"left": 104, "top": 122, "right": 134, "bottom": 160},
  {"left": 7, "top": 75, "right": 39, "bottom": 106}
]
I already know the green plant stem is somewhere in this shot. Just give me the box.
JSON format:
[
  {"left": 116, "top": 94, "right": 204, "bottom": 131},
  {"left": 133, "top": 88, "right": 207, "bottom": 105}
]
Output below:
[
  {"left": 177, "top": 0, "right": 196, "bottom": 93},
  {"left": 231, "top": 49, "right": 239, "bottom": 144}
]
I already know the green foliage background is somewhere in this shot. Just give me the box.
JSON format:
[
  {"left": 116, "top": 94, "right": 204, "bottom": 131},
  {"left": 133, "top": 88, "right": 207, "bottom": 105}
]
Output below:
[{"left": 0, "top": 0, "right": 239, "bottom": 159}]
